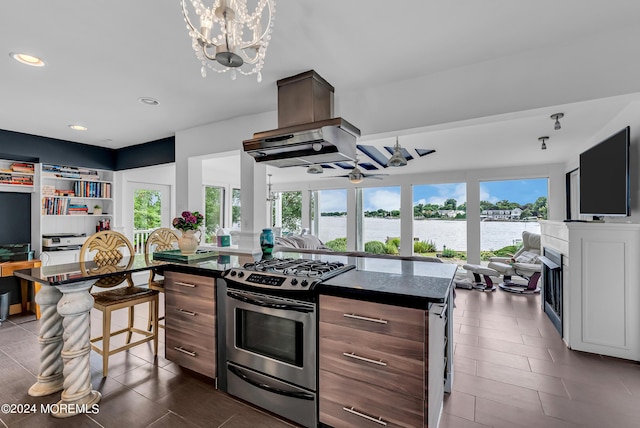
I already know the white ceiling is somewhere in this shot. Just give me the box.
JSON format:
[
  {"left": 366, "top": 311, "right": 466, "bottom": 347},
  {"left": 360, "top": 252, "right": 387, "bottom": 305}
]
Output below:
[{"left": 3, "top": 1, "right": 640, "bottom": 182}]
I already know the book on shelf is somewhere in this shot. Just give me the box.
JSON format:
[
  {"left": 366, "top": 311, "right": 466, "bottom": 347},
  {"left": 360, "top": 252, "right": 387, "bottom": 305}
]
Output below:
[
  {"left": 41, "top": 198, "right": 91, "bottom": 215},
  {"left": 10, "top": 162, "right": 34, "bottom": 173},
  {"left": 42, "top": 164, "right": 101, "bottom": 180},
  {"left": 74, "top": 181, "right": 111, "bottom": 198},
  {"left": 0, "top": 173, "right": 33, "bottom": 185}
]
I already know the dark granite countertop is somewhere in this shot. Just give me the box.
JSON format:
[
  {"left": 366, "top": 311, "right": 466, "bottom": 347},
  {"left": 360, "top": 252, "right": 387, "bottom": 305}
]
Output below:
[
  {"left": 15, "top": 249, "right": 456, "bottom": 310},
  {"left": 271, "top": 251, "right": 457, "bottom": 309}
]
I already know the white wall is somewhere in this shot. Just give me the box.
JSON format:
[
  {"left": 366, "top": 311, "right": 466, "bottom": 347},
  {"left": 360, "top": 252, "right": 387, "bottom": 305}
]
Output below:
[
  {"left": 115, "top": 163, "right": 176, "bottom": 239},
  {"left": 174, "top": 111, "right": 276, "bottom": 212}
]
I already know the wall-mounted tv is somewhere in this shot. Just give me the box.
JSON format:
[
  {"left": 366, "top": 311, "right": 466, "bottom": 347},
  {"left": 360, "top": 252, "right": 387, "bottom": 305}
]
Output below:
[{"left": 579, "top": 126, "right": 630, "bottom": 217}]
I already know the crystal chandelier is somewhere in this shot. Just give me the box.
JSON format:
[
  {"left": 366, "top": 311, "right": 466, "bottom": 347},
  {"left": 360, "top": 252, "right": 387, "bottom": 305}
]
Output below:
[
  {"left": 266, "top": 173, "right": 279, "bottom": 204},
  {"left": 181, "top": 0, "right": 276, "bottom": 82}
]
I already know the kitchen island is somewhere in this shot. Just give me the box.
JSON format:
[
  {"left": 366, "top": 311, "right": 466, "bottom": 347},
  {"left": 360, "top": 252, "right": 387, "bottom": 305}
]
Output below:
[{"left": 15, "top": 251, "right": 455, "bottom": 427}]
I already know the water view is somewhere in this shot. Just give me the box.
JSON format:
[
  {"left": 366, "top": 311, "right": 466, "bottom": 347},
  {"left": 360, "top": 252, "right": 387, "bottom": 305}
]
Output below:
[{"left": 317, "top": 216, "right": 540, "bottom": 251}]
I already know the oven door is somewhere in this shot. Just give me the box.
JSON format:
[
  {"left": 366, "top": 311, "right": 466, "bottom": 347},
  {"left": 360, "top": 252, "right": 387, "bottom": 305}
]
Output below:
[{"left": 225, "top": 287, "right": 316, "bottom": 390}]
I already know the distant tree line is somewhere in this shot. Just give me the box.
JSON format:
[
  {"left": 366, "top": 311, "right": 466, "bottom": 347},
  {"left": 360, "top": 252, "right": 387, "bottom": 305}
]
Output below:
[{"left": 320, "top": 196, "right": 548, "bottom": 220}]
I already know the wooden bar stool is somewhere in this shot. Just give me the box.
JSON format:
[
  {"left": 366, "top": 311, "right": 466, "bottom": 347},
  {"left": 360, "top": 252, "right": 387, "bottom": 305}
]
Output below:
[
  {"left": 144, "top": 228, "right": 179, "bottom": 331},
  {"left": 80, "top": 231, "right": 159, "bottom": 377}
]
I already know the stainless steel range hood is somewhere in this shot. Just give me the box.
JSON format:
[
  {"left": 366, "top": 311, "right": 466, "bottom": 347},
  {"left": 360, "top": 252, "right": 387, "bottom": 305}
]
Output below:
[{"left": 243, "top": 70, "right": 360, "bottom": 168}]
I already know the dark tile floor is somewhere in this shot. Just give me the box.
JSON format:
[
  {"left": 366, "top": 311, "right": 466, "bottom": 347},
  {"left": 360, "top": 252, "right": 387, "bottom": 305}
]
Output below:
[
  {"left": 2, "top": 289, "right": 640, "bottom": 427},
  {"left": 442, "top": 288, "right": 640, "bottom": 428},
  {"left": 0, "top": 300, "right": 296, "bottom": 428}
]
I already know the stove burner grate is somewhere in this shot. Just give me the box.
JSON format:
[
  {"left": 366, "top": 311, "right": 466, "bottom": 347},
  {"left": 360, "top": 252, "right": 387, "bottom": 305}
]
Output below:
[{"left": 243, "top": 258, "right": 351, "bottom": 278}]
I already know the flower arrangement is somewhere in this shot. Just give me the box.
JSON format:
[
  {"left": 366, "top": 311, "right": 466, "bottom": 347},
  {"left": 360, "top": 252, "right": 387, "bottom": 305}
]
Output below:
[{"left": 172, "top": 210, "right": 204, "bottom": 231}]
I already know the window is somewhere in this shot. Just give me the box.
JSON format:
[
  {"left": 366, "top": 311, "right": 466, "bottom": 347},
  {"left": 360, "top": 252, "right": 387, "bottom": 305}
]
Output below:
[
  {"left": 231, "top": 188, "right": 241, "bottom": 231},
  {"left": 312, "top": 189, "right": 347, "bottom": 250},
  {"left": 134, "top": 189, "right": 162, "bottom": 230},
  {"left": 361, "top": 186, "right": 400, "bottom": 254},
  {"left": 131, "top": 183, "right": 171, "bottom": 254},
  {"left": 205, "top": 186, "right": 225, "bottom": 243},
  {"left": 479, "top": 178, "right": 548, "bottom": 257},
  {"left": 413, "top": 183, "right": 467, "bottom": 259},
  {"left": 273, "top": 191, "right": 302, "bottom": 234}
]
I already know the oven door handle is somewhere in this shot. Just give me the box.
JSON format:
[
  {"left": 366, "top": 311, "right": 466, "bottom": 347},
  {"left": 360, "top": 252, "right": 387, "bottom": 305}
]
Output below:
[
  {"left": 227, "top": 291, "right": 313, "bottom": 313},
  {"left": 228, "top": 364, "right": 315, "bottom": 401}
]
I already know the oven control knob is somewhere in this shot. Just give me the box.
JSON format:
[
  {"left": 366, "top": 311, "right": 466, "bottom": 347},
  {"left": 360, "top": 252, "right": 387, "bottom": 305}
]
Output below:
[
  {"left": 301, "top": 279, "right": 309, "bottom": 287},
  {"left": 229, "top": 270, "right": 237, "bottom": 277},
  {"left": 237, "top": 271, "right": 245, "bottom": 278},
  {"left": 290, "top": 278, "right": 298, "bottom": 286}
]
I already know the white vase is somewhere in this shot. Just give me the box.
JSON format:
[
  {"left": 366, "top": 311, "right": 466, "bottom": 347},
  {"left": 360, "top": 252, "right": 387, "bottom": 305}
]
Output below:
[{"left": 178, "top": 229, "right": 201, "bottom": 255}]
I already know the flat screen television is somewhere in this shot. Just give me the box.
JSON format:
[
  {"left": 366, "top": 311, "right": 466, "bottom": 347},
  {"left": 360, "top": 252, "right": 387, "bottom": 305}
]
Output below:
[{"left": 579, "top": 126, "right": 630, "bottom": 217}]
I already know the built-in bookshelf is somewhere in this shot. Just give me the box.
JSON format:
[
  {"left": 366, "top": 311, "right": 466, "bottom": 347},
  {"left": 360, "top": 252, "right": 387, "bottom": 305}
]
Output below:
[
  {"left": 41, "top": 164, "right": 113, "bottom": 216},
  {"left": 34, "top": 164, "right": 115, "bottom": 257},
  {"left": 0, "top": 159, "right": 35, "bottom": 192}
]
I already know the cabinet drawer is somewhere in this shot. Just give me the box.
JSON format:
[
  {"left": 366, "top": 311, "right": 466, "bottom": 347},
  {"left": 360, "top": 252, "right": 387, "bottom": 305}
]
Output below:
[
  {"left": 165, "top": 327, "right": 216, "bottom": 378},
  {"left": 165, "top": 292, "right": 215, "bottom": 332},
  {"left": 320, "top": 322, "right": 424, "bottom": 399},
  {"left": 164, "top": 271, "right": 215, "bottom": 299},
  {"left": 320, "top": 370, "right": 424, "bottom": 428},
  {"left": 320, "top": 295, "right": 425, "bottom": 341}
]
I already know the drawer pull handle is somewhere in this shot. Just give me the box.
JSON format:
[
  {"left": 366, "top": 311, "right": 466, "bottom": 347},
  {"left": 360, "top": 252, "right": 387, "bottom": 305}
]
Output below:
[
  {"left": 173, "top": 346, "right": 197, "bottom": 357},
  {"left": 343, "top": 313, "right": 388, "bottom": 324},
  {"left": 343, "top": 352, "right": 387, "bottom": 366},
  {"left": 175, "top": 308, "right": 197, "bottom": 316},
  {"left": 342, "top": 406, "right": 387, "bottom": 426},
  {"left": 175, "top": 281, "right": 196, "bottom": 288}
]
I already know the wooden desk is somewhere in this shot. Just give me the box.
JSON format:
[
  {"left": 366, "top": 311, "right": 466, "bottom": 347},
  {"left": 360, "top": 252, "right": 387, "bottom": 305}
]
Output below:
[{"left": 0, "top": 259, "right": 42, "bottom": 318}]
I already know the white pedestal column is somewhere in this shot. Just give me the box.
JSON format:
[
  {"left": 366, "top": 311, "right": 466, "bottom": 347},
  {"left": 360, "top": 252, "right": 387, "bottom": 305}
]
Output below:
[
  {"left": 28, "top": 285, "right": 64, "bottom": 396},
  {"left": 52, "top": 280, "right": 101, "bottom": 418}
]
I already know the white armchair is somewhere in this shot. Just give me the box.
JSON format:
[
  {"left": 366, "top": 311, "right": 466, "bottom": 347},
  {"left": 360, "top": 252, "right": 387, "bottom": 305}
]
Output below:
[
  {"left": 463, "top": 231, "right": 542, "bottom": 294},
  {"left": 487, "top": 231, "right": 542, "bottom": 294}
]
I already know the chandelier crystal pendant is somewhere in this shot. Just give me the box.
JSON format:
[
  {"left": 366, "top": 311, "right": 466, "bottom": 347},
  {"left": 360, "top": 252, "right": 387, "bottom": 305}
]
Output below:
[{"left": 181, "top": 0, "right": 276, "bottom": 82}]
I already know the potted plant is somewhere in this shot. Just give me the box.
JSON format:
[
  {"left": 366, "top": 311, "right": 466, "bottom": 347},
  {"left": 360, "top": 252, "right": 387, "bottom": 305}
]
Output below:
[
  {"left": 172, "top": 211, "right": 204, "bottom": 255},
  {"left": 93, "top": 204, "right": 102, "bottom": 215}
]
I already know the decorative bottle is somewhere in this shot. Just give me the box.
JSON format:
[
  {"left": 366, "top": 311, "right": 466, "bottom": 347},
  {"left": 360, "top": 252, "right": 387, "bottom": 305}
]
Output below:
[{"left": 260, "top": 228, "right": 274, "bottom": 254}]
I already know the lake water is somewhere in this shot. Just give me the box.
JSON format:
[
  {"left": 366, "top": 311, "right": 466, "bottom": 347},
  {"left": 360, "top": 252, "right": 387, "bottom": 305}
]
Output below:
[{"left": 317, "top": 217, "right": 541, "bottom": 251}]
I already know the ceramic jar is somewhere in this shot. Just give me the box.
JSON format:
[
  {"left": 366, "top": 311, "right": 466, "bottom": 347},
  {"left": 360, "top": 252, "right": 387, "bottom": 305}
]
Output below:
[{"left": 178, "top": 229, "right": 201, "bottom": 255}]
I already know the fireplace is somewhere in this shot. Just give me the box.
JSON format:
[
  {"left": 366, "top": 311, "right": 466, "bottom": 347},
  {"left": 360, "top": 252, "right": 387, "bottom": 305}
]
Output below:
[{"left": 540, "top": 247, "right": 563, "bottom": 335}]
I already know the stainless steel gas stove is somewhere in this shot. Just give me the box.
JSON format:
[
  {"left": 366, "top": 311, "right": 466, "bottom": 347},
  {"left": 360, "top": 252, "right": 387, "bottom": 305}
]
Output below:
[
  {"left": 223, "top": 257, "right": 355, "bottom": 294},
  {"left": 221, "top": 257, "right": 354, "bottom": 428}
]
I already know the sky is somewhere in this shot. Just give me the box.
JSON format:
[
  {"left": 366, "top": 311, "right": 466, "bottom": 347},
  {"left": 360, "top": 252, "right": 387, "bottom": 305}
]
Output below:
[{"left": 318, "top": 178, "right": 549, "bottom": 212}]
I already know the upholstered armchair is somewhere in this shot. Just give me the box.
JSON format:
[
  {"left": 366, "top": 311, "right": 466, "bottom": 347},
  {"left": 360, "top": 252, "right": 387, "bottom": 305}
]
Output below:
[
  {"left": 463, "top": 231, "right": 542, "bottom": 294},
  {"left": 486, "top": 231, "right": 542, "bottom": 294}
]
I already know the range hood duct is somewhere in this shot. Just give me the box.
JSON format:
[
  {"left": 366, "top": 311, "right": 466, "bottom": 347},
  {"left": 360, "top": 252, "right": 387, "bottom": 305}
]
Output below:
[{"left": 243, "top": 70, "right": 360, "bottom": 168}]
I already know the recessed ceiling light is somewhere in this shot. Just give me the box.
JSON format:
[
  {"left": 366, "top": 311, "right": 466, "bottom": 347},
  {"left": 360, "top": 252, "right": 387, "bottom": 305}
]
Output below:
[
  {"left": 68, "top": 124, "right": 87, "bottom": 131},
  {"left": 138, "top": 97, "right": 160, "bottom": 106},
  {"left": 10, "top": 52, "right": 45, "bottom": 67}
]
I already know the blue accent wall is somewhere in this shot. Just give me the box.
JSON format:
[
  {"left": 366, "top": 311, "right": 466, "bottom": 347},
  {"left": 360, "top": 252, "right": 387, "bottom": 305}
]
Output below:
[
  {"left": 0, "top": 129, "right": 175, "bottom": 171},
  {"left": 115, "top": 137, "right": 175, "bottom": 170},
  {"left": 0, "top": 129, "right": 116, "bottom": 169}
]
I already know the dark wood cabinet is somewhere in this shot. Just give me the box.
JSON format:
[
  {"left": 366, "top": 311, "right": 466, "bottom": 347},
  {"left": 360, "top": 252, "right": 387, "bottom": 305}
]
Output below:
[
  {"left": 319, "top": 295, "right": 430, "bottom": 427},
  {"left": 164, "top": 271, "right": 217, "bottom": 379}
]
